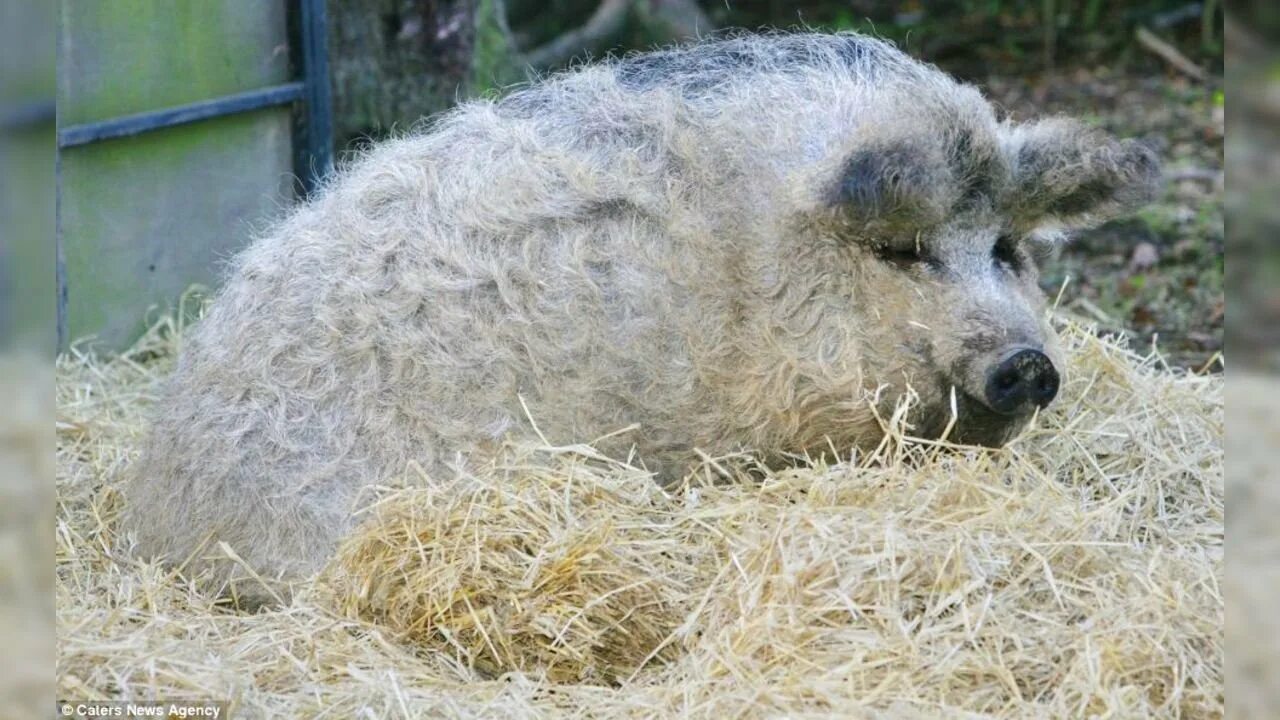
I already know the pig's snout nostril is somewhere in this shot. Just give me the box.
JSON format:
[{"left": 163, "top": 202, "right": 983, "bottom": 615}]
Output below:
[{"left": 983, "top": 349, "right": 1060, "bottom": 415}]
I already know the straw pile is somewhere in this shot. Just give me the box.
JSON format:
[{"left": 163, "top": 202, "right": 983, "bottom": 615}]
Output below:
[
  {"left": 324, "top": 458, "right": 707, "bottom": 684},
  {"left": 57, "top": 312, "right": 1223, "bottom": 718}
]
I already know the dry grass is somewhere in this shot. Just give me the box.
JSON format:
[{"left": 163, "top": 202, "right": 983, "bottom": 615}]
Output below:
[{"left": 57, "top": 314, "right": 1223, "bottom": 718}]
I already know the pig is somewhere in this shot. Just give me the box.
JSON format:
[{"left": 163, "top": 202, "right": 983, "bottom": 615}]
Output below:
[{"left": 123, "top": 32, "right": 1160, "bottom": 605}]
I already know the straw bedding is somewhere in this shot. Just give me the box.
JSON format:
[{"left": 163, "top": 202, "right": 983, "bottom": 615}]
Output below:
[{"left": 57, "top": 313, "right": 1222, "bottom": 718}]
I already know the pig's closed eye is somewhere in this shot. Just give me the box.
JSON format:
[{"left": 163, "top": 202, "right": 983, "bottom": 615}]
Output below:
[
  {"left": 875, "top": 243, "right": 927, "bottom": 269},
  {"left": 992, "top": 235, "right": 1023, "bottom": 271},
  {"left": 875, "top": 243, "right": 945, "bottom": 273}
]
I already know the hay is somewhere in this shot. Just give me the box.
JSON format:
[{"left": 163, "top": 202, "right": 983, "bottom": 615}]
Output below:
[
  {"left": 57, "top": 315, "right": 1222, "bottom": 718},
  {"left": 324, "top": 457, "right": 705, "bottom": 684}
]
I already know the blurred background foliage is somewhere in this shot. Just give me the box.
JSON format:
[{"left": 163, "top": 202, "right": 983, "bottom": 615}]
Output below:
[
  {"left": 327, "top": 0, "right": 1224, "bottom": 371},
  {"left": 1224, "top": 5, "right": 1280, "bottom": 719},
  {"left": 1225, "top": 2, "right": 1280, "bottom": 370},
  {"left": 328, "top": 0, "right": 1224, "bottom": 145}
]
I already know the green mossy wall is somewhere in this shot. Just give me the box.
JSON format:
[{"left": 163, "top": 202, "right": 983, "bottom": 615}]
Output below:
[{"left": 58, "top": 0, "right": 297, "bottom": 349}]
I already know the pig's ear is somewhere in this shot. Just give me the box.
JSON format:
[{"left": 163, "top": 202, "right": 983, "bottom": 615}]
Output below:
[
  {"left": 835, "top": 141, "right": 957, "bottom": 230},
  {"left": 835, "top": 145, "right": 945, "bottom": 219},
  {"left": 790, "top": 135, "right": 952, "bottom": 235},
  {"left": 1004, "top": 119, "right": 1161, "bottom": 233}
]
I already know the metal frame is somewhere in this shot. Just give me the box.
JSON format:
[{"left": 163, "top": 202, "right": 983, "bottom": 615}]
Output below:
[
  {"left": 54, "top": 0, "right": 333, "bottom": 348},
  {"left": 295, "top": 0, "right": 333, "bottom": 193},
  {"left": 57, "top": 82, "right": 307, "bottom": 148}
]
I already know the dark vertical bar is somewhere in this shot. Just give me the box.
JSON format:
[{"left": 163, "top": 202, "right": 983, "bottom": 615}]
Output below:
[{"left": 296, "top": 0, "right": 333, "bottom": 195}]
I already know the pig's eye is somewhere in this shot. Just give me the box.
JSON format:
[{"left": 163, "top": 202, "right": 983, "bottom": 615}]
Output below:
[
  {"left": 875, "top": 239, "right": 932, "bottom": 270},
  {"left": 992, "top": 235, "right": 1023, "bottom": 272}
]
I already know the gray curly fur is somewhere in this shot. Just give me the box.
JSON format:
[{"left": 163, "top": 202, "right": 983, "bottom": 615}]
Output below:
[{"left": 123, "top": 32, "right": 1160, "bottom": 605}]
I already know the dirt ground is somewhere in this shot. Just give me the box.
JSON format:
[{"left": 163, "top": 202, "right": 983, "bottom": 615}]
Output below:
[{"left": 980, "top": 69, "right": 1224, "bottom": 372}]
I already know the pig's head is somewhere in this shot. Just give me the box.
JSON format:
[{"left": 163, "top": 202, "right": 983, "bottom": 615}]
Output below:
[{"left": 797, "top": 100, "right": 1161, "bottom": 447}]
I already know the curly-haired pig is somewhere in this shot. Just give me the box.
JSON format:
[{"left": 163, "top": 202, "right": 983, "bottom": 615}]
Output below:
[{"left": 123, "top": 32, "right": 1160, "bottom": 603}]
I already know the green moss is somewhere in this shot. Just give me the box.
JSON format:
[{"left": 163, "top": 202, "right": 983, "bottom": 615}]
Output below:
[
  {"left": 471, "top": 0, "right": 523, "bottom": 97},
  {"left": 58, "top": 0, "right": 289, "bottom": 124},
  {"left": 1136, "top": 206, "right": 1178, "bottom": 237},
  {"left": 57, "top": 0, "right": 296, "bottom": 350},
  {"left": 3, "top": 127, "right": 56, "bottom": 349},
  {"left": 60, "top": 109, "right": 293, "bottom": 348}
]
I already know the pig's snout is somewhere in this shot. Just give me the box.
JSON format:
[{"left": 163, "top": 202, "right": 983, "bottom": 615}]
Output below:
[{"left": 983, "top": 348, "right": 1059, "bottom": 415}]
